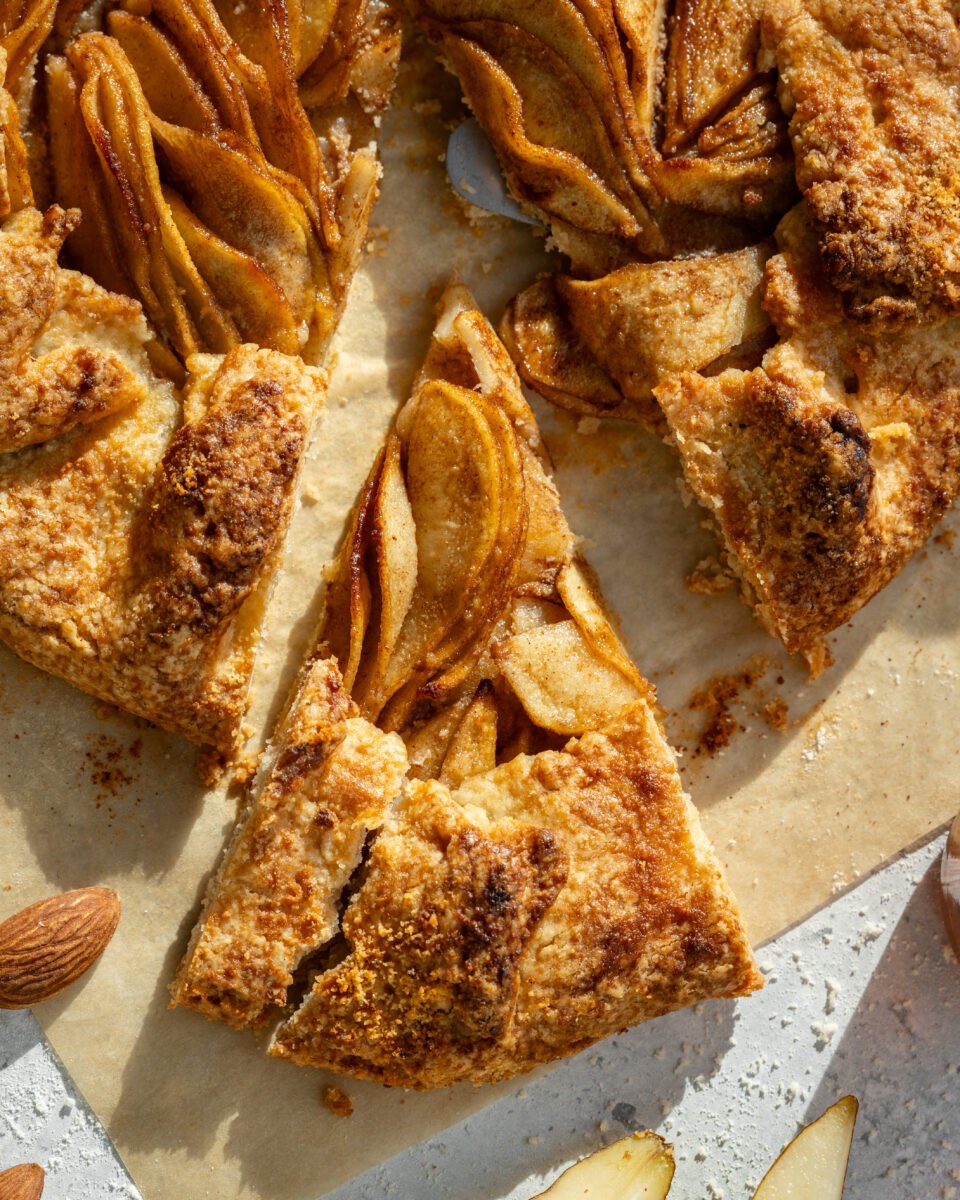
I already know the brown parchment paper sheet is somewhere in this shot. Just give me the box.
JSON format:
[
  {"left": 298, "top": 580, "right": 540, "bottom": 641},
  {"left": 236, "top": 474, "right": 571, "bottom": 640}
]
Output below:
[{"left": 0, "top": 43, "right": 957, "bottom": 1200}]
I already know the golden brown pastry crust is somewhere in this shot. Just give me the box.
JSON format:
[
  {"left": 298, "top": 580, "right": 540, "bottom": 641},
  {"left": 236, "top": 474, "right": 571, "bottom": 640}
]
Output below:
[
  {"left": 171, "top": 657, "right": 407, "bottom": 1028},
  {"left": 763, "top": 0, "right": 960, "bottom": 329},
  {"left": 271, "top": 702, "right": 761, "bottom": 1087},
  {"left": 0, "top": 334, "right": 324, "bottom": 751},
  {"left": 0, "top": 206, "right": 146, "bottom": 452},
  {"left": 656, "top": 205, "right": 960, "bottom": 669}
]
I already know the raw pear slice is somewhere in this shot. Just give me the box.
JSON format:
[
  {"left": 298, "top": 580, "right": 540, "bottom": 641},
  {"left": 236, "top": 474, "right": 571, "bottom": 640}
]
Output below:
[
  {"left": 533, "top": 1132, "right": 675, "bottom": 1199},
  {"left": 752, "top": 1096, "right": 858, "bottom": 1200}
]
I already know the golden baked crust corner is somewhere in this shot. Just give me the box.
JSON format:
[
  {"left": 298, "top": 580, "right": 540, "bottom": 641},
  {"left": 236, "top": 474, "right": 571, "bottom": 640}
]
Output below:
[{"left": 270, "top": 701, "right": 762, "bottom": 1088}]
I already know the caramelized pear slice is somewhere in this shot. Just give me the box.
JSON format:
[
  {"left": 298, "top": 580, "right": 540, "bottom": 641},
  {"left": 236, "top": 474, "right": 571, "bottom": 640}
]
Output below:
[
  {"left": 500, "top": 276, "right": 629, "bottom": 420},
  {"left": 557, "top": 245, "right": 771, "bottom": 405},
  {"left": 534, "top": 1132, "right": 675, "bottom": 1200},
  {"left": 365, "top": 380, "right": 505, "bottom": 715},
  {"left": 0, "top": 50, "right": 31, "bottom": 217},
  {"left": 439, "top": 30, "right": 648, "bottom": 241},
  {"left": 422, "top": 0, "right": 655, "bottom": 202},
  {"left": 556, "top": 557, "right": 651, "bottom": 703},
  {"left": 0, "top": 0, "right": 56, "bottom": 91},
  {"left": 419, "top": 388, "right": 527, "bottom": 701},
  {"left": 662, "top": 0, "right": 763, "bottom": 154},
  {"left": 164, "top": 187, "right": 300, "bottom": 354},
  {"left": 46, "top": 55, "right": 133, "bottom": 299},
  {"left": 494, "top": 619, "right": 643, "bottom": 735},
  {"left": 148, "top": 117, "right": 318, "bottom": 327},
  {"left": 402, "top": 691, "right": 475, "bottom": 781},
  {"left": 338, "top": 458, "right": 381, "bottom": 693},
  {"left": 107, "top": 10, "right": 220, "bottom": 133},
  {"left": 752, "top": 1096, "right": 858, "bottom": 1200},
  {"left": 438, "top": 680, "right": 498, "bottom": 787},
  {"left": 362, "top": 433, "right": 419, "bottom": 693},
  {"left": 67, "top": 34, "right": 238, "bottom": 357}
]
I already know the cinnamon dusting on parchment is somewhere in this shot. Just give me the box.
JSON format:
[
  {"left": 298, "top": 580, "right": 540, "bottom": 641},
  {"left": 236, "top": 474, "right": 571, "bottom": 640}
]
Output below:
[{"left": 688, "top": 655, "right": 790, "bottom": 755}]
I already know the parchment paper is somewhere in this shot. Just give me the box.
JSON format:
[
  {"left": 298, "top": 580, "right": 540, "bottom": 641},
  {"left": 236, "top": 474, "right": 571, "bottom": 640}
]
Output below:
[{"left": 0, "top": 44, "right": 957, "bottom": 1200}]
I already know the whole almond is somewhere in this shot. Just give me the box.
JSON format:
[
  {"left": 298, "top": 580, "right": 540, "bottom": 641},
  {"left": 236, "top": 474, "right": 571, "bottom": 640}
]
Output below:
[
  {"left": 0, "top": 1163, "right": 44, "bottom": 1200},
  {"left": 0, "top": 887, "right": 120, "bottom": 1009}
]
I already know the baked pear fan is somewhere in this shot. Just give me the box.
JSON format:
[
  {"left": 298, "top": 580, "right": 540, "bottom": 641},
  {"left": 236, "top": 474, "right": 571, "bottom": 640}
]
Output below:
[
  {"left": 502, "top": 243, "right": 773, "bottom": 426},
  {"left": 171, "top": 287, "right": 762, "bottom": 1087},
  {"left": 44, "top": 0, "right": 399, "bottom": 366},
  {"left": 412, "top": 0, "right": 794, "bottom": 270},
  {"left": 656, "top": 204, "right": 960, "bottom": 675}
]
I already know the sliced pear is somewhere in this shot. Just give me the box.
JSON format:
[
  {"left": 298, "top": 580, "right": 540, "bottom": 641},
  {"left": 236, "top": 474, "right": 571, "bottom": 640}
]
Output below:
[
  {"left": 420, "top": 389, "right": 527, "bottom": 699},
  {"left": 164, "top": 185, "right": 300, "bottom": 354},
  {"left": 752, "top": 1096, "right": 858, "bottom": 1200},
  {"left": 107, "top": 10, "right": 219, "bottom": 133},
  {"left": 366, "top": 434, "right": 418, "bottom": 688},
  {"left": 500, "top": 276, "right": 628, "bottom": 419},
  {"left": 557, "top": 245, "right": 772, "bottom": 404},
  {"left": 494, "top": 618, "right": 642, "bottom": 735},
  {"left": 533, "top": 1132, "right": 675, "bottom": 1199},
  {"left": 368, "top": 381, "right": 505, "bottom": 713},
  {"left": 438, "top": 680, "right": 498, "bottom": 787},
  {"left": 402, "top": 692, "right": 474, "bottom": 781},
  {"left": 1, "top": 0, "right": 56, "bottom": 91},
  {"left": 556, "top": 557, "right": 652, "bottom": 703},
  {"left": 439, "top": 30, "right": 642, "bottom": 239}
]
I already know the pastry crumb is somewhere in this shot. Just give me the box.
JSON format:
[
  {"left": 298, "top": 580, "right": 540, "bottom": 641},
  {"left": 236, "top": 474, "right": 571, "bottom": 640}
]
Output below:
[
  {"left": 763, "top": 698, "right": 789, "bottom": 732},
  {"left": 322, "top": 1085, "right": 354, "bottom": 1118},
  {"left": 232, "top": 751, "right": 261, "bottom": 787},
  {"left": 685, "top": 555, "right": 735, "bottom": 595}
]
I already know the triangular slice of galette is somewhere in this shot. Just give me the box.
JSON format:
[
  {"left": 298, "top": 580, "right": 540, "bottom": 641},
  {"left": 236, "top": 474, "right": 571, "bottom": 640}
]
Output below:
[{"left": 171, "top": 287, "right": 762, "bottom": 1086}]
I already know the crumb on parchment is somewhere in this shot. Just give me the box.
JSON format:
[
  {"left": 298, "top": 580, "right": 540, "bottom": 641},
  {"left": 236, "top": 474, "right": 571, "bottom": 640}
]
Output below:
[{"left": 322, "top": 1086, "right": 354, "bottom": 1118}]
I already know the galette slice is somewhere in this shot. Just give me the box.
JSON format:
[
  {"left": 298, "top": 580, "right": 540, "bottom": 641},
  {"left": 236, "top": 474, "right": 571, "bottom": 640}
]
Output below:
[{"left": 172, "top": 287, "right": 762, "bottom": 1087}]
